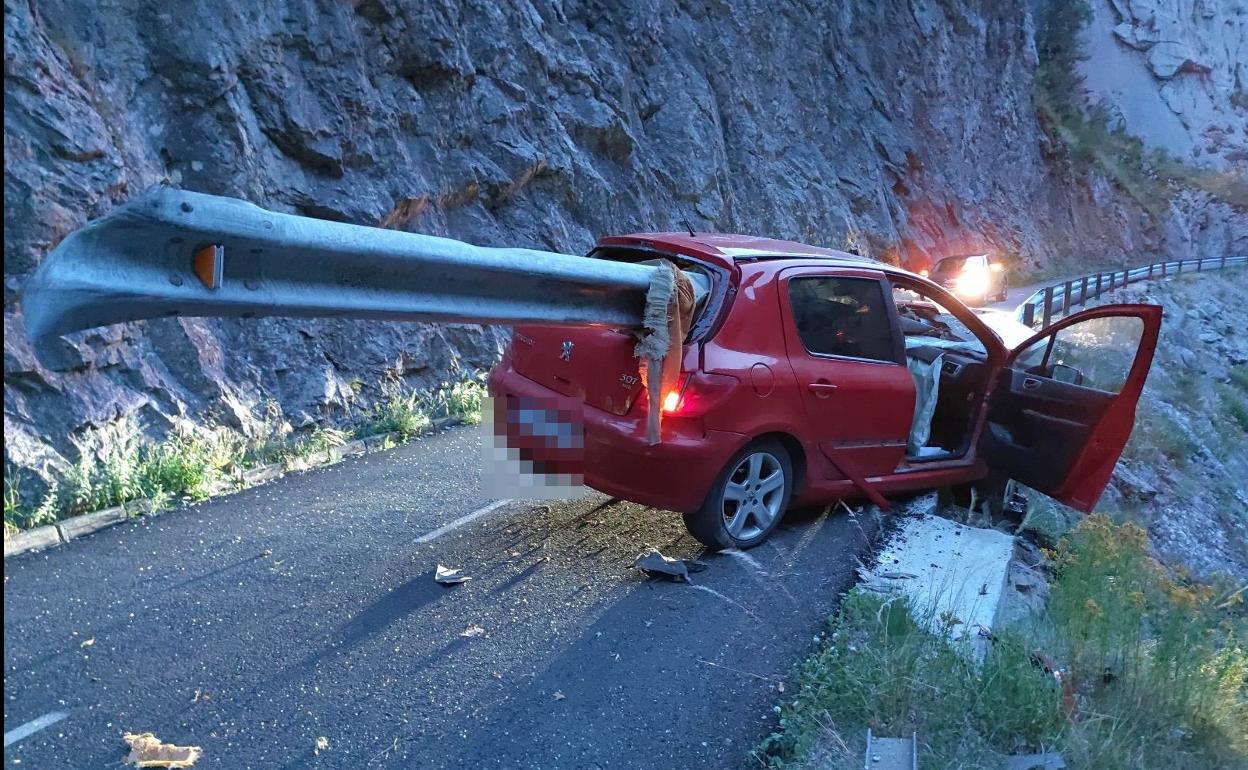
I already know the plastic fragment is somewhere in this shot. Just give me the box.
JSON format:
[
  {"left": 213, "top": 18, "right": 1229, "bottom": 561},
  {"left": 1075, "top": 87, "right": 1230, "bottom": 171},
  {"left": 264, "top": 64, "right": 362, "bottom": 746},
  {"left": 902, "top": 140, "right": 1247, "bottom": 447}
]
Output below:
[
  {"left": 434, "top": 565, "right": 471, "bottom": 585},
  {"left": 631, "top": 549, "right": 708, "bottom": 583}
]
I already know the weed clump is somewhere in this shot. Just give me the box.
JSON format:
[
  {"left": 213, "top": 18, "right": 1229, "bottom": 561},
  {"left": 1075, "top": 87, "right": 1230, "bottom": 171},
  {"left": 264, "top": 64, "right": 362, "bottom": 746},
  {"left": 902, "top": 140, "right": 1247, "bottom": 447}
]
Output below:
[{"left": 762, "top": 516, "right": 1247, "bottom": 769}]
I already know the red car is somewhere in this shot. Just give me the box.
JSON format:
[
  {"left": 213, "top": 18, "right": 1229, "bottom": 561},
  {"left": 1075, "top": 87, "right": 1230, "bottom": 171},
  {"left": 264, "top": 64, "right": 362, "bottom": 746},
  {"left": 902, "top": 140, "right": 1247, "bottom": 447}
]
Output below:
[{"left": 488, "top": 234, "right": 1161, "bottom": 549}]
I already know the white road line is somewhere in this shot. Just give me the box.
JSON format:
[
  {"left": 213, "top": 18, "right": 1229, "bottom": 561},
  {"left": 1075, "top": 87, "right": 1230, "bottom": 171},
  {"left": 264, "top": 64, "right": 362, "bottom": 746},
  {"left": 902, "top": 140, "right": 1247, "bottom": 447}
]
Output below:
[
  {"left": 414, "top": 499, "right": 513, "bottom": 544},
  {"left": 4, "top": 711, "right": 68, "bottom": 748}
]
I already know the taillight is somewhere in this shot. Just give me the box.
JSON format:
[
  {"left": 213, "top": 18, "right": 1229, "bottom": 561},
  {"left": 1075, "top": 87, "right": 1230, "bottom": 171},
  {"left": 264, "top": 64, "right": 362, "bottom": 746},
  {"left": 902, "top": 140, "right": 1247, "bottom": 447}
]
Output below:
[{"left": 660, "top": 372, "right": 738, "bottom": 417}]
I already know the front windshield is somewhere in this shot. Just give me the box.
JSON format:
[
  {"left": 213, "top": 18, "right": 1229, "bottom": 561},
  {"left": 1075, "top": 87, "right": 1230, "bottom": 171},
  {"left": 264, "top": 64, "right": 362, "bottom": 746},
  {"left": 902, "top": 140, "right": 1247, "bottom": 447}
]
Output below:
[
  {"left": 893, "top": 286, "right": 988, "bottom": 356},
  {"left": 932, "top": 257, "right": 969, "bottom": 276}
]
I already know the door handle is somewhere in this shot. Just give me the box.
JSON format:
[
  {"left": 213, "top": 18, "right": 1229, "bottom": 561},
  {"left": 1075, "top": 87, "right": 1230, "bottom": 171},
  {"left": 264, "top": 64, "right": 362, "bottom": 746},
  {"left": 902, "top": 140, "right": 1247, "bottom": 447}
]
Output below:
[
  {"left": 808, "top": 381, "right": 838, "bottom": 397},
  {"left": 1022, "top": 377, "right": 1042, "bottom": 391}
]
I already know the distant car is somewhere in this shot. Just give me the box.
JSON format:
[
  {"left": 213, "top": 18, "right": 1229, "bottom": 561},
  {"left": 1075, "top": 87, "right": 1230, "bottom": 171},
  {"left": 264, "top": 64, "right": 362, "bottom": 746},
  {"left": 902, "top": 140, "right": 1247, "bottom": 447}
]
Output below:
[
  {"left": 926, "top": 254, "right": 1008, "bottom": 305},
  {"left": 489, "top": 234, "right": 1161, "bottom": 549}
]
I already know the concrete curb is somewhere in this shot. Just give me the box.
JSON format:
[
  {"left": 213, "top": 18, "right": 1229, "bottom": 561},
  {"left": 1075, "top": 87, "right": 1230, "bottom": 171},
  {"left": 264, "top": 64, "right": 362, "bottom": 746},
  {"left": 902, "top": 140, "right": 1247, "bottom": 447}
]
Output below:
[{"left": 3, "top": 418, "right": 466, "bottom": 559}]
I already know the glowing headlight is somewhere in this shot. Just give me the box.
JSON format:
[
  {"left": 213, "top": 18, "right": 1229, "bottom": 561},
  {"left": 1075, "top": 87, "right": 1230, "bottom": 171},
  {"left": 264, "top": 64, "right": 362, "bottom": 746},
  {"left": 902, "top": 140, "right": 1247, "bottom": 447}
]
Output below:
[{"left": 954, "top": 268, "right": 990, "bottom": 297}]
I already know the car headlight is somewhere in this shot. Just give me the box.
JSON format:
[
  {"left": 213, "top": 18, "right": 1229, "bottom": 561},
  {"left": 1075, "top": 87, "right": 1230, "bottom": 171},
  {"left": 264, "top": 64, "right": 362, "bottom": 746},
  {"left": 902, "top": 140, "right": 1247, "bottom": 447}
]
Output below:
[{"left": 954, "top": 269, "right": 990, "bottom": 297}]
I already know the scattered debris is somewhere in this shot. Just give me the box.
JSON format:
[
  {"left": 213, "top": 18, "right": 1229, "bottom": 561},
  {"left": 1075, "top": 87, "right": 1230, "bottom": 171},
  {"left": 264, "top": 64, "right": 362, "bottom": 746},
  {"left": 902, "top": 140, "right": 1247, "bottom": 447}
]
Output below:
[
  {"left": 368, "top": 737, "right": 399, "bottom": 765},
  {"left": 863, "top": 729, "right": 917, "bottom": 770},
  {"left": 314, "top": 736, "right": 329, "bottom": 754},
  {"left": 260, "top": 549, "right": 272, "bottom": 558},
  {"left": 695, "top": 656, "right": 773, "bottom": 682},
  {"left": 1004, "top": 752, "right": 1065, "bottom": 770},
  {"left": 552, "top": 690, "right": 566, "bottom": 701},
  {"left": 631, "top": 548, "right": 708, "bottom": 582},
  {"left": 1030, "top": 651, "right": 1077, "bottom": 718},
  {"left": 876, "top": 571, "right": 917, "bottom": 580},
  {"left": 122, "top": 732, "right": 202, "bottom": 768},
  {"left": 434, "top": 565, "right": 471, "bottom": 585},
  {"left": 460, "top": 624, "right": 486, "bottom": 638},
  {"left": 80, "top": 637, "right": 95, "bottom": 648}
]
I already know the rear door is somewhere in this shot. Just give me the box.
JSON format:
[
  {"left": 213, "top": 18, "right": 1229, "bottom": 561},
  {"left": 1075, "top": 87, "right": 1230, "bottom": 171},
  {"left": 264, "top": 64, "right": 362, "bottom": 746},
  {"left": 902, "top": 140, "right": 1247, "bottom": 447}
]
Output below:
[
  {"left": 980, "top": 304, "right": 1163, "bottom": 511},
  {"left": 779, "top": 267, "right": 914, "bottom": 487}
]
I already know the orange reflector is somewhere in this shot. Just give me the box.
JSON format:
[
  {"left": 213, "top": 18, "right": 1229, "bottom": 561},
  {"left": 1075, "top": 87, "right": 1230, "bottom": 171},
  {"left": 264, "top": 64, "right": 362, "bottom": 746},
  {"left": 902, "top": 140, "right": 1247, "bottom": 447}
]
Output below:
[
  {"left": 662, "top": 390, "right": 681, "bottom": 414},
  {"left": 192, "top": 244, "right": 224, "bottom": 290}
]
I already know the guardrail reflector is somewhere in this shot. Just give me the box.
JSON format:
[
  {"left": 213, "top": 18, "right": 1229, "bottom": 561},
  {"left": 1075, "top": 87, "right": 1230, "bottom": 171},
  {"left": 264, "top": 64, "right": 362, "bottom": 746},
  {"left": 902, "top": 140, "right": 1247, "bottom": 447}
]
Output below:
[{"left": 193, "top": 244, "right": 224, "bottom": 290}]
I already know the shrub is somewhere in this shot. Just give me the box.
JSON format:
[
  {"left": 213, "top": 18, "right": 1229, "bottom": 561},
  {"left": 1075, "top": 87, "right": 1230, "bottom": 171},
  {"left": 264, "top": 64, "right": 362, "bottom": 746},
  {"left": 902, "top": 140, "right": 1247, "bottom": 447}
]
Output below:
[
  {"left": 763, "top": 517, "right": 1247, "bottom": 769},
  {"left": 431, "top": 373, "right": 488, "bottom": 425}
]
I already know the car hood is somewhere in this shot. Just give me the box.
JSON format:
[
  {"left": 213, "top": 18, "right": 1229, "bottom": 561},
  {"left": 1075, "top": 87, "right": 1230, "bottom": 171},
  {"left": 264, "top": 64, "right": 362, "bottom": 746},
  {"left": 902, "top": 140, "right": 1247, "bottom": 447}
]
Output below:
[{"left": 972, "top": 308, "right": 1036, "bottom": 350}]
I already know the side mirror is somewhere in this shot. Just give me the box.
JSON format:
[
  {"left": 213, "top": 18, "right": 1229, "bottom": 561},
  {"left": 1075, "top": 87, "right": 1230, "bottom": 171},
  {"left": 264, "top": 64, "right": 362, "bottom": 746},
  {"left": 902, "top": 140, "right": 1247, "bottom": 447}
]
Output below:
[{"left": 1050, "top": 363, "right": 1084, "bottom": 386}]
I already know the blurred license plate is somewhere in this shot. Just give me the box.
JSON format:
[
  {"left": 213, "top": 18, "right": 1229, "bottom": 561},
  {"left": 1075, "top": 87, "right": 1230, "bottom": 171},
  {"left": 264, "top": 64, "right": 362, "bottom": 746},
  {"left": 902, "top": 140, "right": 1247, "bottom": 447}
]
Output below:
[{"left": 482, "top": 395, "right": 584, "bottom": 496}]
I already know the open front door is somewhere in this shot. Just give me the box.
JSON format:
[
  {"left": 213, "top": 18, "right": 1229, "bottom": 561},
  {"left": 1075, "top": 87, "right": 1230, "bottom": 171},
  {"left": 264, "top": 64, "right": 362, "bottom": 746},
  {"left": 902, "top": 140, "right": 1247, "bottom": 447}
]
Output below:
[{"left": 979, "top": 304, "right": 1162, "bottom": 512}]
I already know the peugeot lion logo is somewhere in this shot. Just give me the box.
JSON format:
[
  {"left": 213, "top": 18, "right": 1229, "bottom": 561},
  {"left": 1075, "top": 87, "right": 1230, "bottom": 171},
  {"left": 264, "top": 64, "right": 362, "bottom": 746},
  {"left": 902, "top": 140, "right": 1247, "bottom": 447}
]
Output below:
[{"left": 560, "top": 341, "right": 574, "bottom": 361}]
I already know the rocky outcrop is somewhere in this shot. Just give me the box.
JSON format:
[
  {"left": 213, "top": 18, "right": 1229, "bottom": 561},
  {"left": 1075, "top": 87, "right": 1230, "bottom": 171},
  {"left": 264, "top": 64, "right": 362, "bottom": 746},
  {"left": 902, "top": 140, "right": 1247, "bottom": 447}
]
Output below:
[
  {"left": 1081, "top": 0, "right": 1248, "bottom": 169},
  {"left": 4, "top": 0, "right": 1245, "bottom": 484},
  {"left": 1093, "top": 271, "right": 1248, "bottom": 581}
]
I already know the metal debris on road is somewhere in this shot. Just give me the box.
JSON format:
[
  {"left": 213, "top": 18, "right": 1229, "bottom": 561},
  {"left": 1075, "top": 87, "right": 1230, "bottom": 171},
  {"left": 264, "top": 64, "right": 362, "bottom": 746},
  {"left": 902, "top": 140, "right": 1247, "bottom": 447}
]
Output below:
[
  {"left": 80, "top": 637, "right": 95, "bottom": 648},
  {"left": 122, "top": 731, "right": 202, "bottom": 768},
  {"left": 552, "top": 691, "right": 566, "bottom": 701},
  {"left": 631, "top": 548, "right": 708, "bottom": 583},
  {"left": 434, "top": 565, "right": 472, "bottom": 585},
  {"left": 314, "top": 737, "right": 330, "bottom": 755},
  {"left": 460, "top": 624, "right": 486, "bottom": 638},
  {"left": 1004, "top": 753, "right": 1066, "bottom": 770}
]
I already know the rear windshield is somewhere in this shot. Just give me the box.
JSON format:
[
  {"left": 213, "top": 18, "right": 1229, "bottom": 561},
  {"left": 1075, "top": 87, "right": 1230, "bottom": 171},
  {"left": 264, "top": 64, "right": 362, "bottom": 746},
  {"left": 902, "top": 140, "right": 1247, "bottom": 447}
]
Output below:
[{"left": 589, "top": 246, "right": 725, "bottom": 341}]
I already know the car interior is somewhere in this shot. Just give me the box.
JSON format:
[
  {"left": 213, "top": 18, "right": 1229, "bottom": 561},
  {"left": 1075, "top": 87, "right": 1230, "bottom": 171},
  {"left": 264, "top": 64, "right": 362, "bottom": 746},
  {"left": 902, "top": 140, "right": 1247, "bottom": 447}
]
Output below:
[
  {"left": 891, "top": 286, "right": 994, "bottom": 461},
  {"left": 979, "top": 314, "right": 1142, "bottom": 492}
]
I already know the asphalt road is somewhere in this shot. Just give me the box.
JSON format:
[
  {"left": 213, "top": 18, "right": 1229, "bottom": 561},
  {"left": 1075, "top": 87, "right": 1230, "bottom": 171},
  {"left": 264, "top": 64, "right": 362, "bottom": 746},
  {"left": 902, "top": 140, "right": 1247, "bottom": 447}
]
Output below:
[{"left": 4, "top": 425, "right": 882, "bottom": 769}]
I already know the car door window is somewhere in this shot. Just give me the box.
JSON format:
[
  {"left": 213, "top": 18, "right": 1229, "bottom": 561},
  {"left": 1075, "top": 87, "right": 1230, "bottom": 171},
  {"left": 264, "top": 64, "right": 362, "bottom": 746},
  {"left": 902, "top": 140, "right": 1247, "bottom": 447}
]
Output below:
[
  {"left": 1013, "top": 315, "right": 1144, "bottom": 393},
  {"left": 788, "top": 277, "right": 897, "bottom": 363}
]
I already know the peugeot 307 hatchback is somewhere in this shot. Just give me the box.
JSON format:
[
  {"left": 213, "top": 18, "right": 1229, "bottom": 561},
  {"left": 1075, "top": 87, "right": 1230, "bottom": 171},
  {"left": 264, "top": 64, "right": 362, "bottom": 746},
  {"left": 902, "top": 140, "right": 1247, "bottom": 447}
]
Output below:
[{"left": 488, "top": 233, "right": 1161, "bottom": 549}]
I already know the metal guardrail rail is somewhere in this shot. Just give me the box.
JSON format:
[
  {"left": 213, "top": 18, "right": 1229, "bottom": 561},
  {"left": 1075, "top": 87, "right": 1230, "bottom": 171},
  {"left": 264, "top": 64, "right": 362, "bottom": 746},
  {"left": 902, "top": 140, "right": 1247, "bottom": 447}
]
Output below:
[{"left": 1016, "top": 254, "right": 1247, "bottom": 329}]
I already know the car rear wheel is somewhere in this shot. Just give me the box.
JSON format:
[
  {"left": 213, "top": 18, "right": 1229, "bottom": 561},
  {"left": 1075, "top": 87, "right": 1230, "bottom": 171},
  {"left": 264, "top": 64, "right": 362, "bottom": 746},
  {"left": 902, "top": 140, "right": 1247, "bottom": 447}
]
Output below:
[{"left": 683, "top": 440, "right": 792, "bottom": 550}]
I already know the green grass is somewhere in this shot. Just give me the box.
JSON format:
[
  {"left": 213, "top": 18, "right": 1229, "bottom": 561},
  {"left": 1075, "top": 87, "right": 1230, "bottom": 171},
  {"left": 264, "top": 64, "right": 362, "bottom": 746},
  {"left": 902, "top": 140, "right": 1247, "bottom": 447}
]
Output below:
[
  {"left": 1228, "top": 365, "right": 1248, "bottom": 393},
  {"left": 761, "top": 517, "right": 1247, "bottom": 769},
  {"left": 354, "top": 385, "right": 431, "bottom": 439},
  {"left": 4, "top": 375, "right": 491, "bottom": 534},
  {"left": 1216, "top": 383, "right": 1248, "bottom": 434},
  {"left": 430, "top": 373, "right": 488, "bottom": 425}
]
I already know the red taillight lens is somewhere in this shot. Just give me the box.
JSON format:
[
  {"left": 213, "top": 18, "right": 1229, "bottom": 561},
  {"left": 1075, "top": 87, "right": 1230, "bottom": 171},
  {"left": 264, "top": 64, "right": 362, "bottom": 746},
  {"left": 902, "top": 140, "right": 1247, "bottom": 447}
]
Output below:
[{"left": 660, "top": 372, "right": 738, "bottom": 417}]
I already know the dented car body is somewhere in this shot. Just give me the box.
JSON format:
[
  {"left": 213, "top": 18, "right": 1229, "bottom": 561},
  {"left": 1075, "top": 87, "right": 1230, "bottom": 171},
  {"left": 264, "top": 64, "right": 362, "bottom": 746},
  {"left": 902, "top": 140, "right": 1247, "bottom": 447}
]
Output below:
[
  {"left": 21, "top": 190, "right": 1162, "bottom": 551},
  {"left": 490, "top": 233, "right": 1162, "bottom": 548}
]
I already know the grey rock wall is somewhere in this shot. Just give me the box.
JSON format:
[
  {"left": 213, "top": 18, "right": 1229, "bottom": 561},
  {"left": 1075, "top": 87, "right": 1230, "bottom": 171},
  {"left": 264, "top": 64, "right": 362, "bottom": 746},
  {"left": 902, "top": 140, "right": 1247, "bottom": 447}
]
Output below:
[
  {"left": 3, "top": 0, "right": 1244, "bottom": 481},
  {"left": 1080, "top": 0, "right": 1248, "bottom": 169}
]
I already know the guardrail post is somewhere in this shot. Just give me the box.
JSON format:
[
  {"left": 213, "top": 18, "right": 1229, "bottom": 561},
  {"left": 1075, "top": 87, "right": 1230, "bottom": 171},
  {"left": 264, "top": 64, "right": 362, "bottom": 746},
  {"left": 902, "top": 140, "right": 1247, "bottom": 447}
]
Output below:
[
  {"left": 1108, "top": 271, "right": 1116, "bottom": 291},
  {"left": 1148, "top": 262, "right": 1154, "bottom": 279},
  {"left": 1177, "top": 260, "right": 1182, "bottom": 275},
  {"left": 1161, "top": 261, "right": 1167, "bottom": 277},
  {"left": 1123, "top": 268, "right": 1129, "bottom": 287},
  {"left": 1080, "top": 275, "right": 1089, "bottom": 305},
  {"left": 1042, "top": 286, "right": 1054, "bottom": 329},
  {"left": 1063, "top": 281, "right": 1073, "bottom": 315},
  {"left": 1095, "top": 272, "right": 1103, "bottom": 297},
  {"left": 1022, "top": 302, "right": 1035, "bottom": 328},
  {"left": 1198, "top": 257, "right": 1203, "bottom": 271}
]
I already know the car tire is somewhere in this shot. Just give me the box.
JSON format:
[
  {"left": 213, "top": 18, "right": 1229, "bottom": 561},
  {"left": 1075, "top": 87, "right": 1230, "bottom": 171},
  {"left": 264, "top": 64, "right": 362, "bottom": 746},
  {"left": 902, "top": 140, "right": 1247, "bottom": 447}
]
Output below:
[{"left": 683, "top": 440, "right": 792, "bottom": 550}]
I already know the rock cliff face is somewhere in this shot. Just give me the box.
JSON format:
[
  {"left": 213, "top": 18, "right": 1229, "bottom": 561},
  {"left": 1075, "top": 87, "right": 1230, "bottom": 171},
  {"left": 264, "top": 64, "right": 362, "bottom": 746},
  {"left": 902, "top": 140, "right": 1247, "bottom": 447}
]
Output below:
[
  {"left": 3, "top": 0, "right": 1245, "bottom": 479},
  {"left": 1080, "top": 0, "right": 1247, "bottom": 170}
]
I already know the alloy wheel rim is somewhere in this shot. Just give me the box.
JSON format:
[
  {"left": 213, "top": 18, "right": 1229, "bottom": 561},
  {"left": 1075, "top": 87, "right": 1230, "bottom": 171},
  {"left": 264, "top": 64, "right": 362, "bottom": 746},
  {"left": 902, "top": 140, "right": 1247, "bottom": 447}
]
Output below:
[{"left": 721, "top": 451, "right": 785, "bottom": 541}]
